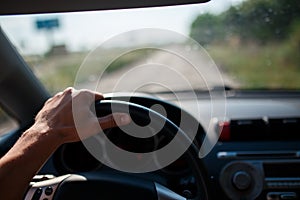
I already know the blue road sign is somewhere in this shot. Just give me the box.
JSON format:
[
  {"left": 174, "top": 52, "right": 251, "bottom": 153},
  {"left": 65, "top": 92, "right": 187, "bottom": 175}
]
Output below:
[{"left": 36, "top": 19, "right": 60, "bottom": 30}]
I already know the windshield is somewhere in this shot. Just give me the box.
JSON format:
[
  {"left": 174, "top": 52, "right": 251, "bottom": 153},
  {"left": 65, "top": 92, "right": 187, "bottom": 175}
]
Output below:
[{"left": 1, "top": 0, "right": 299, "bottom": 94}]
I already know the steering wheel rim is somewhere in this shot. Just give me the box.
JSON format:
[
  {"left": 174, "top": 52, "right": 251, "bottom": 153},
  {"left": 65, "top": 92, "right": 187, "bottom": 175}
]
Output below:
[
  {"left": 26, "top": 100, "right": 208, "bottom": 200},
  {"left": 94, "top": 100, "right": 208, "bottom": 200}
]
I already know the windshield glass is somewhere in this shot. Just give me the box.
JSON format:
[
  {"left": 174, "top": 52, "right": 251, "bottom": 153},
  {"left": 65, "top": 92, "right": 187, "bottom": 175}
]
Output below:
[{"left": 1, "top": 0, "right": 299, "bottom": 94}]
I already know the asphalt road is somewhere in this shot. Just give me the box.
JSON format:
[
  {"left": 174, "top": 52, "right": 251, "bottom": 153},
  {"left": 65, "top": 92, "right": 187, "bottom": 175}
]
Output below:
[{"left": 79, "top": 45, "right": 239, "bottom": 93}]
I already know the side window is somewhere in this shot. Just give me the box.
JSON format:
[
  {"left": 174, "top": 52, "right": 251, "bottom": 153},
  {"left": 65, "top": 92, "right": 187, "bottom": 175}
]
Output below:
[{"left": 0, "top": 108, "right": 18, "bottom": 136}]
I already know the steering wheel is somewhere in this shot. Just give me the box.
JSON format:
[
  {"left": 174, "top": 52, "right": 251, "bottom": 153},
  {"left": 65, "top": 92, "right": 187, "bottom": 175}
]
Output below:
[{"left": 24, "top": 100, "right": 208, "bottom": 200}]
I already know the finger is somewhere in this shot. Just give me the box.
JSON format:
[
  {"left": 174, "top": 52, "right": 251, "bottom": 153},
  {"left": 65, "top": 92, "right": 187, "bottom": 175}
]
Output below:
[
  {"left": 78, "top": 89, "right": 104, "bottom": 101},
  {"left": 51, "top": 87, "right": 73, "bottom": 101},
  {"left": 98, "top": 113, "right": 131, "bottom": 130},
  {"left": 94, "top": 92, "right": 104, "bottom": 101},
  {"left": 55, "top": 91, "right": 64, "bottom": 97},
  {"left": 63, "top": 87, "right": 74, "bottom": 93}
]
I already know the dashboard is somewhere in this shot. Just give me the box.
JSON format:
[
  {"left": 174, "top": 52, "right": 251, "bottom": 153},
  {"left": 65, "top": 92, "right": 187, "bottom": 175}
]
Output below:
[
  {"left": 181, "top": 90, "right": 300, "bottom": 200},
  {"left": 28, "top": 90, "right": 300, "bottom": 199}
]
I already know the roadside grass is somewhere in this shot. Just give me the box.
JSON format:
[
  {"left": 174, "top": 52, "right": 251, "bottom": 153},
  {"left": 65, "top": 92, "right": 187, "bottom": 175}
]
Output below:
[
  {"left": 25, "top": 42, "right": 300, "bottom": 93},
  {"left": 25, "top": 53, "right": 86, "bottom": 94},
  {"left": 207, "top": 42, "right": 300, "bottom": 89},
  {"left": 106, "top": 49, "right": 149, "bottom": 73},
  {"left": 25, "top": 48, "right": 150, "bottom": 94}
]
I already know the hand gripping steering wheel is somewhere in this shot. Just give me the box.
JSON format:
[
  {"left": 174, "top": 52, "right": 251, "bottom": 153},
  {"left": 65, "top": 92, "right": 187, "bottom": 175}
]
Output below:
[{"left": 25, "top": 100, "right": 209, "bottom": 200}]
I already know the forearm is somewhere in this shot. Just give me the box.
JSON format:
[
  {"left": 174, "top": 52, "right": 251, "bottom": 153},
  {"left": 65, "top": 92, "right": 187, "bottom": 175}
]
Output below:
[
  {"left": 0, "top": 128, "right": 63, "bottom": 200},
  {"left": 0, "top": 88, "right": 130, "bottom": 200}
]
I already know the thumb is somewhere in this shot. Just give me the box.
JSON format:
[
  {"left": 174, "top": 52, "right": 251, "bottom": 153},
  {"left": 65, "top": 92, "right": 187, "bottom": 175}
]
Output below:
[{"left": 98, "top": 113, "right": 131, "bottom": 130}]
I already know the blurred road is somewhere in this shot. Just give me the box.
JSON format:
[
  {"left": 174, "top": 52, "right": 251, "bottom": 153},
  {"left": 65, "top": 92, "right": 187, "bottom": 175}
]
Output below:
[{"left": 79, "top": 45, "right": 239, "bottom": 93}]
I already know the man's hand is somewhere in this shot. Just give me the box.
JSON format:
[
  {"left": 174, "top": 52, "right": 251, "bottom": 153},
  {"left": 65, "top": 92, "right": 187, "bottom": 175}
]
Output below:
[{"left": 30, "top": 87, "right": 131, "bottom": 144}]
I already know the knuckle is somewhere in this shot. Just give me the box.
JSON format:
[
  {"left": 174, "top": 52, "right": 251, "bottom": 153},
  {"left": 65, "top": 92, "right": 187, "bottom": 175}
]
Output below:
[
  {"left": 63, "top": 87, "right": 74, "bottom": 95},
  {"left": 64, "top": 87, "right": 74, "bottom": 92},
  {"left": 45, "top": 97, "right": 53, "bottom": 103}
]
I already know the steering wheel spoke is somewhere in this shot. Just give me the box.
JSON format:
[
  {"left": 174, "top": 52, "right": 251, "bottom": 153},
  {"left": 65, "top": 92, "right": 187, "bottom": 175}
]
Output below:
[{"left": 25, "top": 173, "right": 186, "bottom": 200}]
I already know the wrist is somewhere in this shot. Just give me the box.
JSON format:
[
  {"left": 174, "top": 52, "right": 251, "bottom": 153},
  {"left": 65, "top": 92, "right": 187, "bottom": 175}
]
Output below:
[{"left": 23, "top": 125, "right": 64, "bottom": 149}]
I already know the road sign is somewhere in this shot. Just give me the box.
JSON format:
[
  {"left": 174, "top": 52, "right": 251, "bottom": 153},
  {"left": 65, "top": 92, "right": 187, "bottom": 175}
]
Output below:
[{"left": 36, "top": 18, "right": 60, "bottom": 30}]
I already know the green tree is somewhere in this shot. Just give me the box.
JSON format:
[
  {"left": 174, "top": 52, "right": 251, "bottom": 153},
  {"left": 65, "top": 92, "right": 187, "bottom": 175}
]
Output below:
[
  {"left": 190, "top": 13, "right": 225, "bottom": 45},
  {"left": 190, "top": 0, "right": 300, "bottom": 45}
]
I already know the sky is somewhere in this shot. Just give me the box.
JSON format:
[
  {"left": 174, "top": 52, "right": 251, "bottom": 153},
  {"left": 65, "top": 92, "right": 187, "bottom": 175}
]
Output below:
[{"left": 0, "top": 0, "right": 244, "bottom": 55}]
